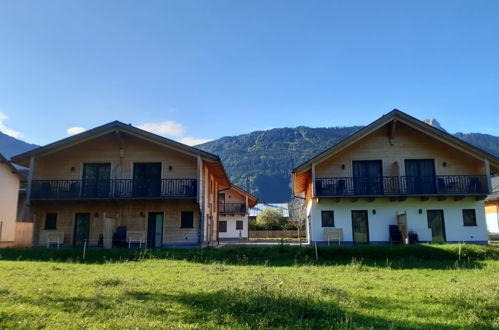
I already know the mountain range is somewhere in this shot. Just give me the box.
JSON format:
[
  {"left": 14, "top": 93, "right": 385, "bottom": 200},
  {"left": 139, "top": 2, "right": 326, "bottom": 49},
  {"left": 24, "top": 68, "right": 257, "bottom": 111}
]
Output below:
[{"left": 2, "top": 123, "right": 498, "bottom": 202}]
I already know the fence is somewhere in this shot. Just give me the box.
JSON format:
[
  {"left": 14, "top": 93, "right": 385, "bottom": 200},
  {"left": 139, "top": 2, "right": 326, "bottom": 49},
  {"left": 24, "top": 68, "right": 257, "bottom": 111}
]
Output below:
[{"left": 249, "top": 230, "right": 301, "bottom": 239}]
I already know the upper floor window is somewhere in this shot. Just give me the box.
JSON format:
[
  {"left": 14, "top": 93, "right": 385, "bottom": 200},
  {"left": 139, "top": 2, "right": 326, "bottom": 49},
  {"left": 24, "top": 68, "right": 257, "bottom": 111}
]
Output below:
[
  {"left": 44, "top": 213, "right": 57, "bottom": 230},
  {"left": 462, "top": 209, "right": 477, "bottom": 226},
  {"left": 405, "top": 159, "right": 436, "bottom": 194},
  {"left": 82, "top": 163, "right": 111, "bottom": 198},
  {"left": 133, "top": 163, "right": 162, "bottom": 197}
]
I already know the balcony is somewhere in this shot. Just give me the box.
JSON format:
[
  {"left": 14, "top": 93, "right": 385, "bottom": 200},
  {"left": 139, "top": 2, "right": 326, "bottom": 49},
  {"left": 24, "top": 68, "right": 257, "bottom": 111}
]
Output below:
[
  {"left": 315, "top": 175, "right": 489, "bottom": 197},
  {"left": 30, "top": 179, "right": 197, "bottom": 201},
  {"left": 219, "top": 203, "right": 246, "bottom": 215}
]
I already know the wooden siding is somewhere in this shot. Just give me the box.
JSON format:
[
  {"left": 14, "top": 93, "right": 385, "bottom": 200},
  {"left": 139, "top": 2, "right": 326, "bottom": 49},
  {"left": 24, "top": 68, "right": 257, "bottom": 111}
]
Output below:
[
  {"left": 32, "top": 200, "right": 201, "bottom": 247},
  {"left": 34, "top": 132, "right": 197, "bottom": 181},
  {"left": 316, "top": 122, "right": 485, "bottom": 178}
]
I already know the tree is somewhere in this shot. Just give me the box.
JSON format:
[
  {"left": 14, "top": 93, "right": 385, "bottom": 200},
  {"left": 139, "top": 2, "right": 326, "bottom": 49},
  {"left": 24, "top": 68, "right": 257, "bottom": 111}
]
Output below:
[
  {"left": 288, "top": 197, "right": 307, "bottom": 245},
  {"left": 256, "top": 208, "right": 286, "bottom": 229}
]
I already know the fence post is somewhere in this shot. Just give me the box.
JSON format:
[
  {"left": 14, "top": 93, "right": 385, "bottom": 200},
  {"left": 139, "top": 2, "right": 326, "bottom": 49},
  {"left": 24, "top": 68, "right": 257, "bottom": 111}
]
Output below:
[{"left": 83, "top": 240, "right": 87, "bottom": 260}]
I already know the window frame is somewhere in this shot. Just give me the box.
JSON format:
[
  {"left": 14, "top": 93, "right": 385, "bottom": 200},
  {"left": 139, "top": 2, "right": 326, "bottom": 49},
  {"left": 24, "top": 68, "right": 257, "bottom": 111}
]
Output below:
[
  {"left": 462, "top": 209, "right": 477, "bottom": 227},
  {"left": 321, "top": 210, "right": 335, "bottom": 227},
  {"left": 219, "top": 221, "right": 227, "bottom": 233},
  {"left": 236, "top": 220, "right": 243, "bottom": 230},
  {"left": 44, "top": 213, "right": 57, "bottom": 230},
  {"left": 180, "top": 211, "right": 194, "bottom": 229}
]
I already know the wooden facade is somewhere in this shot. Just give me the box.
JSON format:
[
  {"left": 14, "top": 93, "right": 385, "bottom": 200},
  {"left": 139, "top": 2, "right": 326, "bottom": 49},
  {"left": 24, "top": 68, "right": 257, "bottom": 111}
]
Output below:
[{"left": 12, "top": 121, "right": 230, "bottom": 247}]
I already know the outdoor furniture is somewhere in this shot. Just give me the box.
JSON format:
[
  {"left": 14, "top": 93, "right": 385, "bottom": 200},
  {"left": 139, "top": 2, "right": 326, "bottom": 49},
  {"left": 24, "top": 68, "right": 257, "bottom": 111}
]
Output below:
[
  {"left": 408, "top": 231, "right": 419, "bottom": 244},
  {"left": 127, "top": 231, "right": 146, "bottom": 248},
  {"left": 112, "top": 226, "right": 127, "bottom": 248},
  {"left": 389, "top": 225, "right": 403, "bottom": 244},
  {"left": 324, "top": 228, "right": 343, "bottom": 245},
  {"left": 46, "top": 232, "right": 64, "bottom": 248}
]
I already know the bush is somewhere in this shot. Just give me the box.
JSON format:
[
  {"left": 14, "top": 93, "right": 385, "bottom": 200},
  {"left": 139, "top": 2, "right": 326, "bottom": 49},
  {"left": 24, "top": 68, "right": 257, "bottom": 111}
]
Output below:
[{"left": 256, "top": 208, "right": 287, "bottom": 229}]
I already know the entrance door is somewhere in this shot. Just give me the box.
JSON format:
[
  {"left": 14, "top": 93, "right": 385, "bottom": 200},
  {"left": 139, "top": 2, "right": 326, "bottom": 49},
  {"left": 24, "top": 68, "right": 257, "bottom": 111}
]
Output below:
[
  {"left": 82, "top": 163, "right": 111, "bottom": 198},
  {"left": 147, "top": 213, "right": 164, "bottom": 248},
  {"left": 133, "top": 163, "right": 162, "bottom": 197},
  {"left": 427, "top": 210, "right": 446, "bottom": 242},
  {"left": 351, "top": 210, "right": 369, "bottom": 244},
  {"left": 405, "top": 159, "right": 436, "bottom": 194},
  {"left": 353, "top": 161, "right": 383, "bottom": 195},
  {"left": 74, "top": 213, "right": 90, "bottom": 247}
]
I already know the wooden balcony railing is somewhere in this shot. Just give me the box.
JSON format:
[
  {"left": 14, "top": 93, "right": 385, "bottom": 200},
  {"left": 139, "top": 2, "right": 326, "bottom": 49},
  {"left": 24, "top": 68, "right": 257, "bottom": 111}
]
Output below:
[
  {"left": 315, "top": 175, "right": 489, "bottom": 197},
  {"left": 219, "top": 203, "right": 247, "bottom": 215},
  {"left": 30, "top": 179, "right": 197, "bottom": 200}
]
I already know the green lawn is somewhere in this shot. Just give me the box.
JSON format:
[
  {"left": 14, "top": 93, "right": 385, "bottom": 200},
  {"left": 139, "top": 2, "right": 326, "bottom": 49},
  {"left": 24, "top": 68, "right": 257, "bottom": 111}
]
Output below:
[{"left": 0, "top": 245, "right": 498, "bottom": 329}]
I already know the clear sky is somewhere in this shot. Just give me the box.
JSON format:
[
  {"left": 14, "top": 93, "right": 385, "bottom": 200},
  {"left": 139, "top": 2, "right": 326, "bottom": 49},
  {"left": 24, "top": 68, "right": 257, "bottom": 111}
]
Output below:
[{"left": 1, "top": 0, "right": 498, "bottom": 145}]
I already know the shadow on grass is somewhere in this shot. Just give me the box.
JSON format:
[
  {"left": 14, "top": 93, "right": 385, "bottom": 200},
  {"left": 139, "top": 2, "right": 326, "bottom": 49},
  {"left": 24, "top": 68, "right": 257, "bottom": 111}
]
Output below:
[
  {"left": 0, "top": 244, "right": 496, "bottom": 269},
  {"left": 122, "top": 289, "right": 464, "bottom": 329}
]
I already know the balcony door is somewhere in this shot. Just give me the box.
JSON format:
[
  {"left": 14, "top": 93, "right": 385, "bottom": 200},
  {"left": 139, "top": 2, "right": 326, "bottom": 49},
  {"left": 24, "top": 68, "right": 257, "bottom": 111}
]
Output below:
[
  {"left": 147, "top": 212, "right": 164, "bottom": 248},
  {"left": 405, "top": 159, "right": 436, "bottom": 194},
  {"left": 351, "top": 210, "right": 369, "bottom": 244},
  {"left": 218, "top": 193, "right": 226, "bottom": 213},
  {"left": 73, "top": 213, "right": 90, "bottom": 247},
  {"left": 427, "top": 210, "right": 446, "bottom": 242},
  {"left": 353, "top": 161, "right": 383, "bottom": 195},
  {"left": 82, "top": 163, "right": 111, "bottom": 198},
  {"left": 133, "top": 163, "right": 161, "bottom": 197}
]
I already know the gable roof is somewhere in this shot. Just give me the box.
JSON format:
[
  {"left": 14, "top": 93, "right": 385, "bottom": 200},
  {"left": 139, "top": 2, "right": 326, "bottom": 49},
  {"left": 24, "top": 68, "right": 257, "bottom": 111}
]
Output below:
[
  {"left": 226, "top": 184, "right": 259, "bottom": 207},
  {"left": 0, "top": 153, "right": 18, "bottom": 174},
  {"left": 11, "top": 121, "right": 221, "bottom": 165},
  {"left": 293, "top": 109, "right": 499, "bottom": 174}
]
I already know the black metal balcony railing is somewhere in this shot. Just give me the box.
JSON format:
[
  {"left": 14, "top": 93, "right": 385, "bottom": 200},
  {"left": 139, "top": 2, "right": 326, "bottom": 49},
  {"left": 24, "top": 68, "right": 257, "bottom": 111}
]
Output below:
[
  {"left": 30, "top": 179, "right": 197, "bottom": 200},
  {"left": 315, "top": 175, "right": 489, "bottom": 197},
  {"left": 219, "top": 203, "right": 247, "bottom": 215}
]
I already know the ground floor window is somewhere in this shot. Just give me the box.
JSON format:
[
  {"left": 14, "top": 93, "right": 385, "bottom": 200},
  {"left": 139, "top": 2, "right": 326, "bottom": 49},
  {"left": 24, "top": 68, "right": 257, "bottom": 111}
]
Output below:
[
  {"left": 180, "top": 211, "right": 194, "bottom": 228},
  {"left": 321, "top": 211, "right": 334, "bottom": 227},
  {"left": 462, "top": 209, "right": 477, "bottom": 226},
  {"left": 45, "top": 213, "right": 57, "bottom": 230},
  {"left": 236, "top": 220, "right": 243, "bottom": 230},
  {"left": 219, "top": 221, "right": 227, "bottom": 232}
]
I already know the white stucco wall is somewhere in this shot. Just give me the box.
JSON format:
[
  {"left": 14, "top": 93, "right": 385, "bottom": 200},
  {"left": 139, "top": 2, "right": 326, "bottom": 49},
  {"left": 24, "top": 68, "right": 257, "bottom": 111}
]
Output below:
[
  {"left": 219, "top": 215, "right": 248, "bottom": 239},
  {"left": 308, "top": 197, "right": 488, "bottom": 244},
  {"left": 0, "top": 163, "right": 20, "bottom": 243}
]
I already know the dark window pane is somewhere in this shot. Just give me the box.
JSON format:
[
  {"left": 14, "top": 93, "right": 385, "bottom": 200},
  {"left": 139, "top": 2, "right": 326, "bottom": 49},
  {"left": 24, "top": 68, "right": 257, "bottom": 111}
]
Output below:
[
  {"left": 45, "top": 213, "right": 57, "bottom": 230},
  {"left": 462, "top": 209, "right": 477, "bottom": 226},
  {"left": 321, "top": 211, "right": 334, "bottom": 227},
  {"left": 180, "top": 211, "right": 194, "bottom": 228},
  {"left": 219, "top": 221, "right": 227, "bottom": 233},
  {"left": 236, "top": 220, "right": 243, "bottom": 230}
]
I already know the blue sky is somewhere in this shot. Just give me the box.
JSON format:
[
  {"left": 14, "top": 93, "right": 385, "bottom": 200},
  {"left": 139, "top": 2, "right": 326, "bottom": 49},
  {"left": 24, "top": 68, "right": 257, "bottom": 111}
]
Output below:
[{"left": 1, "top": 0, "right": 498, "bottom": 145}]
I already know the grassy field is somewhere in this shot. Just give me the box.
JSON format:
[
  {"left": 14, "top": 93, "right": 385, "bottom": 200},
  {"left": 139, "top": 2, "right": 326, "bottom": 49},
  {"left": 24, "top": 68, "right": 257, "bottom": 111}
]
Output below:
[{"left": 0, "top": 245, "right": 498, "bottom": 329}]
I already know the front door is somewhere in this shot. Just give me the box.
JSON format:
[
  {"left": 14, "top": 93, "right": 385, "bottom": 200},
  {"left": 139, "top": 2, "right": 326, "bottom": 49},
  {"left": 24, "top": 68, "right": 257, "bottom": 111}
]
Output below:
[
  {"left": 405, "top": 159, "right": 436, "bottom": 194},
  {"left": 353, "top": 161, "right": 383, "bottom": 195},
  {"left": 133, "top": 163, "right": 162, "bottom": 197},
  {"left": 82, "top": 163, "right": 111, "bottom": 198},
  {"left": 74, "top": 213, "right": 90, "bottom": 247},
  {"left": 147, "top": 212, "right": 164, "bottom": 248},
  {"left": 427, "top": 210, "right": 446, "bottom": 242},
  {"left": 352, "top": 210, "right": 369, "bottom": 244}
]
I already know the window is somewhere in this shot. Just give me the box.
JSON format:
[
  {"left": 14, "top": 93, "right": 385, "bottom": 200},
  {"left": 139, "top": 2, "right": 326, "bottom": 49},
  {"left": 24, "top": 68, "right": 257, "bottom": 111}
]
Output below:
[
  {"left": 462, "top": 209, "right": 477, "bottom": 226},
  {"left": 236, "top": 220, "right": 243, "bottom": 230},
  {"left": 180, "top": 212, "right": 194, "bottom": 228},
  {"left": 45, "top": 213, "right": 57, "bottom": 230},
  {"left": 219, "top": 221, "right": 227, "bottom": 232},
  {"left": 321, "top": 211, "right": 334, "bottom": 227}
]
